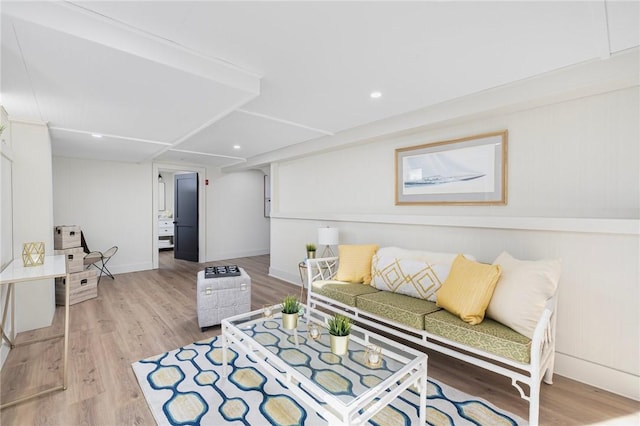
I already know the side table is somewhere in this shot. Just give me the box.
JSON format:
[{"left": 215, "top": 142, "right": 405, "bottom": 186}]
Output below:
[{"left": 298, "top": 261, "right": 308, "bottom": 301}]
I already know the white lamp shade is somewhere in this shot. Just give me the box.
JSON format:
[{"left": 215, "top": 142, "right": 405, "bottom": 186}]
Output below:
[{"left": 318, "top": 227, "right": 339, "bottom": 246}]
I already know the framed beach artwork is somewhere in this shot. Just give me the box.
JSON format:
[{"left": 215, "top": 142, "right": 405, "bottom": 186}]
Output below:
[{"left": 395, "top": 130, "right": 507, "bottom": 205}]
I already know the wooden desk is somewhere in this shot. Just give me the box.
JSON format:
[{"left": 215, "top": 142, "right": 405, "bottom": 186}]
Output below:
[{"left": 0, "top": 255, "right": 69, "bottom": 409}]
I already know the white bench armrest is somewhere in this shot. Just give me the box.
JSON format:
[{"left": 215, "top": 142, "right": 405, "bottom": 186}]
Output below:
[{"left": 306, "top": 256, "right": 339, "bottom": 285}]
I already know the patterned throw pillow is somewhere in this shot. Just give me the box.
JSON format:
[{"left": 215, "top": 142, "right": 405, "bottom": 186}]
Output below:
[{"left": 371, "top": 248, "right": 459, "bottom": 301}]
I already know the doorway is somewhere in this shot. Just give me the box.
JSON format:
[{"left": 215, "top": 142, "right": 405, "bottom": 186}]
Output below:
[{"left": 152, "top": 163, "right": 206, "bottom": 269}]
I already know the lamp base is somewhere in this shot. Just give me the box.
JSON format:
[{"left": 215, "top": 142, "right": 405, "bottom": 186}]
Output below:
[{"left": 320, "top": 246, "right": 335, "bottom": 257}]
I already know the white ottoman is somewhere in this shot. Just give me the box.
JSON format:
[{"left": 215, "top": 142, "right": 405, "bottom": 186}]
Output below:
[{"left": 197, "top": 268, "right": 251, "bottom": 331}]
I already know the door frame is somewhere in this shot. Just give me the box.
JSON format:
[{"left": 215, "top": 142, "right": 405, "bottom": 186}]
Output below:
[{"left": 152, "top": 163, "right": 206, "bottom": 268}]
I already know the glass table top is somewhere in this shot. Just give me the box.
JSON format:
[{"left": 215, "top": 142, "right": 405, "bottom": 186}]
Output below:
[{"left": 223, "top": 307, "right": 426, "bottom": 407}]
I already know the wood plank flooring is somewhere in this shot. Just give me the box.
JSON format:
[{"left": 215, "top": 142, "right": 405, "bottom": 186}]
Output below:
[{"left": 1, "top": 252, "right": 638, "bottom": 425}]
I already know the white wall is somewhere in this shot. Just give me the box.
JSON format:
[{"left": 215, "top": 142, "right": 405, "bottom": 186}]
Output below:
[
  {"left": 268, "top": 57, "right": 639, "bottom": 399},
  {"left": 0, "top": 106, "right": 12, "bottom": 270},
  {"left": 52, "top": 158, "right": 270, "bottom": 271},
  {"left": 206, "top": 169, "right": 270, "bottom": 260},
  {"left": 53, "top": 157, "right": 154, "bottom": 274},
  {"left": 9, "top": 120, "right": 56, "bottom": 333},
  {"left": 0, "top": 106, "right": 13, "bottom": 368}
]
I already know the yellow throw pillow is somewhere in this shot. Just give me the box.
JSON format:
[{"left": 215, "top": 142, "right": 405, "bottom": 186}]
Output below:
[
  {"left": 436, "top": 254, "right": 502, "bottom": 325},
  {"left": 335, "top": 244, "right": 379, "bottom": 284}
]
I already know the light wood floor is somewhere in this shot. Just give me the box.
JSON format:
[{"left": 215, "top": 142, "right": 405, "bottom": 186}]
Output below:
[{"left": 1, "top": 252, "right": 638, "bottom": 425}]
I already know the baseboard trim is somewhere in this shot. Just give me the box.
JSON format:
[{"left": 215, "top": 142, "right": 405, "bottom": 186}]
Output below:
[
  {"left": 268, "top": 267, "right": 301, "bottom": 287},
  {"left": 107, "top": 262, "right": 154, "bottom": 275},
  {"left": 555, "top": 352, "right": 639, "bottom": 401},
  {"left": 207, "top": 249, "right": 270, "bottom": 262}
]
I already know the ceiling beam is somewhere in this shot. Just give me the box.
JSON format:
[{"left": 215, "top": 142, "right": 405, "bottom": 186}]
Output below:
[
  {"left": 236, "top": 109, "right": 334, "bottom": 136},
  {"left": 223, "top": 47, "right": 639, "bottom": 172},
  {"left": 48, "top": 126, "right": 172, "bottom": 146},
  {"left": 589, "top": 0, "right": 611, "bottom": 59},
  {"left": 2, "top": 1, "right": 261, "bottom": 95},
  {"left": 147, "top": 93, "right": 258, "bottom": 163}
]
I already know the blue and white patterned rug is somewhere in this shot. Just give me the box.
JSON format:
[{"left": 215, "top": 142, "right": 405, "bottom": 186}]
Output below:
[{"left": 132, "top": 335, "right": 526, "bottom": 425}]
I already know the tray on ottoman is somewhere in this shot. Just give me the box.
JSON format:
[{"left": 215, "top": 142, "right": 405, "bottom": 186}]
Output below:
[
  {"left": 204, "top": 265, "right": 241, "bottom": 278},
  {"left": 197, "top": 267, "right": 251, "bottom": 331}
]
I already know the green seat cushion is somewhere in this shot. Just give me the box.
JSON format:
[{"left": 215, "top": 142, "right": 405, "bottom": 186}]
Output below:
[
  {"left": 424, "top": 310, "right": 532, "bottom": 364},
  {"left": 312, "top": 282, "right": 380, "bottom": 306},
  {"left": 356, "top": 292, "right": 441, "bottom": 330}
]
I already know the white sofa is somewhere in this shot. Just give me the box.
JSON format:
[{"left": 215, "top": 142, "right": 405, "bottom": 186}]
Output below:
[{"left": 306, "top": 246, "right": 561, "bottom": 426}]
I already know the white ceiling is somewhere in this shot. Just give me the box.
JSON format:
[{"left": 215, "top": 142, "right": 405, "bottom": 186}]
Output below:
[{"left": 1, "top": 1, "right": 639, "bottom": 169}]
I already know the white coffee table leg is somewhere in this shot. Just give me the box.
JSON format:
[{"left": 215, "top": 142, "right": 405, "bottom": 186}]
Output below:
[
  {"left": 419, "top": 361, "right": 427, "bottom": 424},
  {"left": 222, "top": 328, "right": 229, "bottom": 378}
]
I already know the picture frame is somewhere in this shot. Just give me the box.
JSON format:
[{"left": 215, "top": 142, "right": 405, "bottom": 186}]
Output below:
[{"left": 395, "top": 130, "right": 507, "bottom": 205}]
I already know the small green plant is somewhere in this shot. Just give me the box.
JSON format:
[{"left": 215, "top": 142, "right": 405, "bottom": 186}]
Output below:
[
  {"left": 327, "top": 314, "right": 352, "bottom": 336},
  {"left": 281, "top": 294, "right": 301, "bottom": 314},
  {"left": 306, "top": 243, "right": 316, "bottom": 252}
]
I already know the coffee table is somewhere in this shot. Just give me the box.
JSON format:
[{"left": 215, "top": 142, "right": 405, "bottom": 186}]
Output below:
[{"left": 221, "top": 305, "right": 427, "bottom": 425}]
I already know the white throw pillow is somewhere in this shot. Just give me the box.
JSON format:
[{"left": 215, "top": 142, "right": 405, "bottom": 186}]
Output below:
[
  {"left": 371, "top": 248, "right": 463, "bottom": 301},
  {"left": 487, "top": 251, "right": 561, "bottom": 339}
]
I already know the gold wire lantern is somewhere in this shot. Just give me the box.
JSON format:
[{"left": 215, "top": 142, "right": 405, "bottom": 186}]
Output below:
[
  {"left": 364, "top": 344, "right": 383, "bottom": 368},
  {"left": 307, "top": 323, "right": 321, "bottom": 341},
  {"left": 22, "top": 242, "right": 45, "bottom": 267},
  {"left": 263, "top": 305, "right": 274, "bottom": 319}
]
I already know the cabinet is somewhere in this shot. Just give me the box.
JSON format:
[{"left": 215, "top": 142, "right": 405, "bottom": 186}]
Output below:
[{"left": 159, "top": 219, "right": 174, "bottom": 249}]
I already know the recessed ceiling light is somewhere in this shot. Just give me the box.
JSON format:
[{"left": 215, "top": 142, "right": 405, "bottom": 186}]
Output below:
[
  {"left": 91, "top": 133, "right": 103, "bottom": 138},
  {"left": 233, "top": 145, "right": 241, "bottom": 150},
  {"left": 370, "top": 91, "right": 382, "bottom": 99}
]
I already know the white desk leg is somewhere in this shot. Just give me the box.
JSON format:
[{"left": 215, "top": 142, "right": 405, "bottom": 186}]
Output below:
[
  {"left": 63, "top": 273, "right": 70, "bottom": 390},
  {"left": 0, "top": 283, "right": 14, "bottom": 347},
  {"left": 10, "top": 282, "right": 15, "bottom": 345},
  {"left": 0, "top": 279, "right": 68, "bottom": 409}
]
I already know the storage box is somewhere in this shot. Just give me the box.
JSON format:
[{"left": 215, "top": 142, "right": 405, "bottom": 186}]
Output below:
[
  {"left": 54, "top": 225, "right": 81, "bottom": 249},
  {"left": 197, "top": 268, "right": 251, "bottom": 330},
  {"left": 55, "top": 270, "right": 97, "bottom": 305},
  {"left": 55, "top": 247, "right": 85, "bottom": 273}
]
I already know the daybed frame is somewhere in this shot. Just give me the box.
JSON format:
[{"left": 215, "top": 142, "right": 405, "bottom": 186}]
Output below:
[{"left": 306, "top": 256, "right": 557, "bottom": 426}]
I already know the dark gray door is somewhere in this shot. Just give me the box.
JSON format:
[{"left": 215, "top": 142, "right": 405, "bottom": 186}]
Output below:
[{"left": 174, "top": 172, "right": 198, "bottom": 262}]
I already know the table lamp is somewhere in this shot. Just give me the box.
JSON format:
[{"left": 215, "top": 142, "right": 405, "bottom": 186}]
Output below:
[{"left": 317, "top": 227, "right": 339, "bottom": 257}]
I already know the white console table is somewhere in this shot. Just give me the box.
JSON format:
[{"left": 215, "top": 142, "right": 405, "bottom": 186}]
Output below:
[{"left": 0, "top": 255, "right": 70, "bottom": 409}]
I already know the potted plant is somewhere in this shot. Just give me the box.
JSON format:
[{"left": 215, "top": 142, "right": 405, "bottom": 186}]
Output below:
[
  {"left": 281, "top": 294, "right": 301, "bottom": 330},
  {"left": 306, "top": 243, "right": 317, "bottom": 259},
  {"left": 327, "top": 314, "right": 352, "bottom": 355}
]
